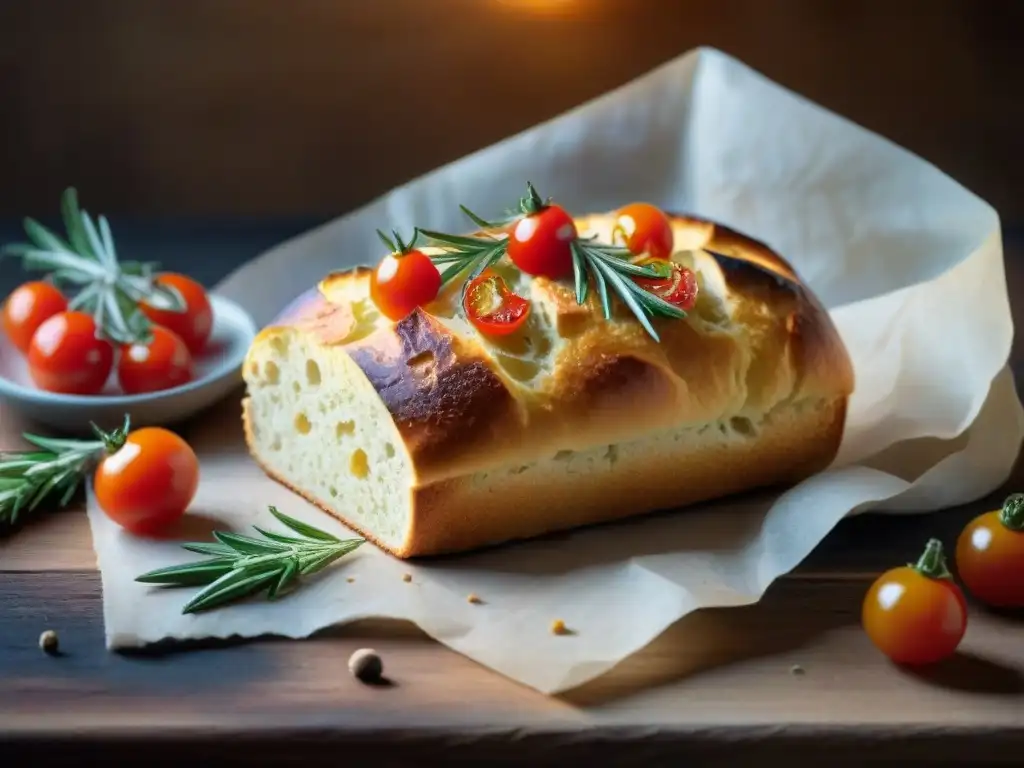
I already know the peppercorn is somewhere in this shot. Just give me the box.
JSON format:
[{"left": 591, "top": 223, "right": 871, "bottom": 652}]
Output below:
[
  {"left": 39, "top": 629, "right": 59, "bottom": 655},
  {"left": 348, "top": 648, "right": 383, "bottom": 683}
]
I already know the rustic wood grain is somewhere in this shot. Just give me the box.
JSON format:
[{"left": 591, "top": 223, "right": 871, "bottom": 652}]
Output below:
[
  {"left": 1, "top": 573, "right": 1021, "bottom": 765},
  {"left": 0, "top": 0, "right": 1022, "bottom": 221}
]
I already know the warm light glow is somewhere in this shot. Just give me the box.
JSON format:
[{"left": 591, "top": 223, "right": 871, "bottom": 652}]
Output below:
[{"left": 495, "top": 0, "right": 581, "bottom": 17}]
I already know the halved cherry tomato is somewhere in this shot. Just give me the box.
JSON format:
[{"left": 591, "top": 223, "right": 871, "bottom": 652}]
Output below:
[
  {"left": 94, "top": 427, "right": 200, "bottom": 535},
  {"left": 369, "top": 235, "right": 442, "bottom": 322},
  {"left": 506, "top": 183, "right": 576, "bottom": 279},
  {"left": 463, "top": 269, "right": 531, "bottom": 336},
  {"left": 117, "top": 325, "right": 195, "bottom": 395},
  {"left": 956, "top": 494, "right": 1024, "bottom": 608},
  {"left": 27, "top": 311, "right": 114, "bottom": 395},
  {"left": 2, "top": 281, "right": 68, "bottom": 354},
  {"left": 140, "top": 273, "right": 213, "bottom": 355},
  {"left": 633, "top": 257, "right": 699, "bottom": 310},
  {"left": 862, "top": 538, "right": 968, "bottom": 665},
  {"left": 613, "top": 202, "right": 674, "bottom": 261}
]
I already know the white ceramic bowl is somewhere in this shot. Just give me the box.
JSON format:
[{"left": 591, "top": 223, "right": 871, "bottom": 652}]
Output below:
[{"left": 0, "top": 294, "right": 256, "bottom": 434}]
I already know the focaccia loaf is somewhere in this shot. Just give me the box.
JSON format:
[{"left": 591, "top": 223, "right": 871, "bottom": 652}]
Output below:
[{"left": 242, "top": 213, "right": 854, "bottom": 558}]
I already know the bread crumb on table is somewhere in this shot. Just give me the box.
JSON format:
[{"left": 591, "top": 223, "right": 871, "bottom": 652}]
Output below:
[
  {"left": 346, "top": 577, "right": 355, "bottom": 583},
  {"left": 790, "top": 664, "right": 806, "bottom": 676},
  {"left": 467, "top": 593, "right": 483, "bottom": 604},
  {"left": 551, "top": 619, "right": 573, "bottom": 636},
  {"left": 402, "top": 573, "right": 412, "bottom": 583}
]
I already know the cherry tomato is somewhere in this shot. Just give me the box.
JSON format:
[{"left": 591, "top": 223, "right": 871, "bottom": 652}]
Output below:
[
  {"left": 463, "top": 269, "right": 531, "bottom": 336},
  {"left": 27, "top": 311, "right": 114, "bottom": 395},
  {"left": 956, "top": 494, "right": 1024, "bottom": 608},
  {"left": 862, "top": 538, "right": 968, "bottom": 666},
  {"left": 633, "top": 257, "right": 699, "bottom": 310},
  {"left": 94, "top": 427, "right": 200, "bottom": 535},
  {"left": 369, "top": 242, "right": 442, "bottom": 322},
  {"left": 2, "top": 281, "right": 68, "bottom": 354},
  {"left": 140, "top": 273, "right": 213, "bottom": 355},
  {"left": 117, "top": 325, "right": 195, "bottom": 395},
  {"left": 613, "top": 202, "right": 674, "bottom": 260},
  {"left": 506, "top": 183, "right": 576, "bottom": 280}
]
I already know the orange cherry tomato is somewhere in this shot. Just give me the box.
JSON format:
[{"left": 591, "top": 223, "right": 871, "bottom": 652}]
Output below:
[
  {"left": 140, "top": 273, "right": 213, "bottom": 355},
  {"left": 956, "top": 494, "right": 1024, "bottom": 608},
  {"left": 633, "top": 257, "right": 699, "bottom": 310},
  {"left": 506, "top": 183, "right": 576, "bottom": 279},
  {"left": 369, "top": 236, "right": 442, "bottom": 322},
  {"left": 613, "top": 202, "right": 674, "bottom": 261},
  {"left": 862, "top": 539, "right": 968, "bottom": 666},
  {"left": 2, "top": 281, "right": 68, "bottom": 354},
  {"left": 94, "top": 427, "right": 200, "bottom": 535},
  {"left": 463, "top": 269, "right": 531, "bottom": 336},
  {"left": 27, "top": 311, "right": 114, "bottom": 395},
  {"left": 117, "top": 325, "right": 195, "bottom": 395}
]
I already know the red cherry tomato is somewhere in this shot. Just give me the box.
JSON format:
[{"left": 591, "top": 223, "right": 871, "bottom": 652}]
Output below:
[
  {"left": 507, "top": 203, "right": 577, "bottom": 280},
  {"left": 27, "top": 311, "right": 114, "bottom": 395},
  {"left": 94, "top": 427, "right": 200, "bottom": 535},
  {"left": 614, "top": 203, "right": 674, "bottom": 260},
  {"left": 956, "top": 494, "right": 1024, "bottom": 608},
  {"left": 463, "top": 269, "right": 531, "bottom": 336},
  {"left": 117, "top": 325, "right": 195, "bottom": 395},
  {"left": 633, "top": 257, "right": 699, "bottom": 310},
  {"left": 369, "top": 248, "right": 442, "bottom": 322},
  {"left": 2, "top": 281, "right": 68, "bottom": 354},
  {"left": 862, "top": 539, "right": 968, "bottom": 666},
  {"left": 140, "top": 273, "right": 213, "bottom": 355}
]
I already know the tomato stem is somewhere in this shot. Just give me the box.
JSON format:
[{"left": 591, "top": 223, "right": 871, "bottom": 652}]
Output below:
[
  {"left": 89, "top": 413, "right": 131, "bottom": 455},
  {"left": 999, "top": 493, "right": 1024, "bottom": 531},
  {"left": 519, "top": 182, "right": 548, "bottom": 216},
  {"left": 910, "top": 538, "right": 953, "bottom": 580}
]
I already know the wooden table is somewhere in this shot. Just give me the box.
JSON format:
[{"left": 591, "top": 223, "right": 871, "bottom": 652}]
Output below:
[{"left": 0, "top": 223, "right": 1023, "bottom": 766}]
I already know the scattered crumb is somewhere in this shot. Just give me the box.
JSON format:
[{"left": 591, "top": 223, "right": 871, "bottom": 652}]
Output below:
[
  {"left": 551, "top": 619, "right": 572, "bottom": 636},
  {"left": 348, "top": 648, "right": 383, "bottom": 683},
  {"left": 346, "top": 577, "right": 355, "bottom": 583},
  {"left": 402, "top": 573, "right": 412, "bottom": 583},
  {"left": 467, "top": 593, "right": 483, "bottom": 605},
  {"left": 39, "top": 630, "right": 59, "bottom": 655},
  {"left": 790, "top": 664, "right": 805, "bottom": 676}
]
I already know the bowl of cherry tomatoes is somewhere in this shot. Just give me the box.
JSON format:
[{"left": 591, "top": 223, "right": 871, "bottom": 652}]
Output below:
[{"left": 0, "top": 189, "right": 257, "bottom": 433}]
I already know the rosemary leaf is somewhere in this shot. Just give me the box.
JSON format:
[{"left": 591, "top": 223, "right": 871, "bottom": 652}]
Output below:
[
  {"left": 24, "top": 218, "right": 73, "bottom": 254},
  {"left": 181, "top": 541, "right": 239, "bottom": 557},
  {"left": 61, "top": 188, "right": 96, "bottom": 259},
  {"left": 570, "top": 241, "right": 589, "bottom": 306},
  {"left": 268, "top": 559, "right": 299, "bottom": 599},
  {"left": 213, "top": 530, "right": 291, "bottom": 555},
  {"left": 268, "top": 504, "right": 341, "bottom": 542},
  {"left": 135, "top": 559, "right": 238, "bottom": 586},
  {"left": 181, "top": 565, "right": 284, "bottom": 615}
]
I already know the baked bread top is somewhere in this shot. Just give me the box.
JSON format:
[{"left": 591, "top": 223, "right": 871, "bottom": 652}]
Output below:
[{"left": 248, "top": 212, "right": 854, "bottom": 487}]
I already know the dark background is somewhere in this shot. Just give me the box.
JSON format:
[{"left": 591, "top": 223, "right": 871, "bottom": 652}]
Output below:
[{"left": 1, "top": 0, "right": 1022, "bottom": 221}]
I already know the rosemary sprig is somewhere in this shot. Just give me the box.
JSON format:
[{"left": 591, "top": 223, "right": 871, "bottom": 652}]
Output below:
[
  {"left": 1, "top": 188, "right": 187, "bottom": 345},
  {"left": 570, "top": 240, "right": 686, "bottom": 342},
  {"left": 135, "top": 505, "right": 365, "bottom": 614},
  {"left": 417, "top": 181, "right": 685, "bottom": 341},
  {"left": 0, "top": 415, "right": 131, "bottom": 529}
]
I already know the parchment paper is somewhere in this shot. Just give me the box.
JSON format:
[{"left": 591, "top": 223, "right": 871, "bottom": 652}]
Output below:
[{"left": 87, "top": 48, "right": 1023, "bottom": 694}]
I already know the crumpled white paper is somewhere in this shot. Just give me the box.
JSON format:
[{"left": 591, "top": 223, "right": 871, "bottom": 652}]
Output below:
[{"left": 88, "top": 48, "right": 1023, "bottom": 694}]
